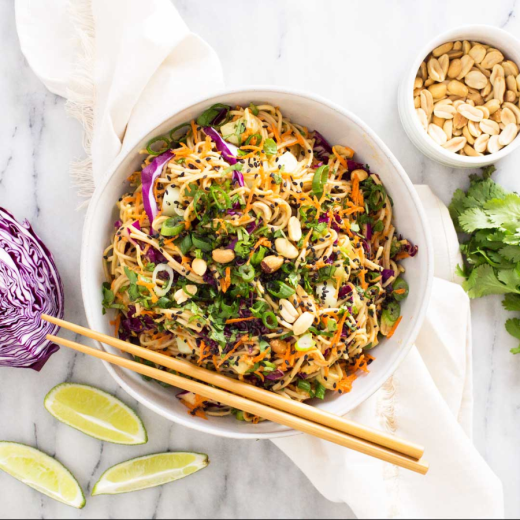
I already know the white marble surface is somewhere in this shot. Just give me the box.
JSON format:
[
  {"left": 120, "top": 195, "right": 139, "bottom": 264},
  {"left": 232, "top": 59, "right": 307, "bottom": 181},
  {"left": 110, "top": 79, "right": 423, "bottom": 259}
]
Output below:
[{"left": 2, "top": 0, "right": 520, "bottom": 518}]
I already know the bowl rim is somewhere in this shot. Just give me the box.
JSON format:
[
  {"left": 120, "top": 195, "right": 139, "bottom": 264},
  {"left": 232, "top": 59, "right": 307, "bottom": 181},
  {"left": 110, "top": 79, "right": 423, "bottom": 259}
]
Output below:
[
  {"left": 81, "top": 85, "right": 434, "bottom": 439},
  {"left": 403, "top": 24, "right": 520, "bottom": 165}
]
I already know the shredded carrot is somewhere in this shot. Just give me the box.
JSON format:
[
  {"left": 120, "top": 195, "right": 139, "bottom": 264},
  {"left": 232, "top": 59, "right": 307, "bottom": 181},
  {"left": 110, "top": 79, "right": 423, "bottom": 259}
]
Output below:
[
  {"left": 395, "top": 251, "right": 410, "bottom": 260},
  {"left": 359, "top": 269, "right": 368, "bottom": 290},
  {"left": 270, "top": 124, "right": 282, "bottom": 143},
  {"left": 251, "top": 348, "right": 269, "bottom": 363},
  {"left": 225, "top": 317, "right": 257, "bottom": 324},
  {"left": 386, "top": 316, "right": 403, "bottom": 339},
  {"left": 222, "top": 267, "right": 231, "bottom": 293},
  {"left": 218, "top": 335, "right": 250, "bottom": 367},
  {"left": 179, "top": 394, "right": 208, "bottom": 420},
  {"left": 110, "top": 315, "right": 121, "bottom": 336},
  {"left": 337, "top": 373, "right": 358, "bottom": 393},
  {"left": 394, "top": 288, "right": 406, "bottom": 295},
  {"left": 351, "top": 174, "right": 360, "bottom": 205},
  {"left": 190, "top": 120, "right": 199, "bottom": 143},
  {"left": 295, "top": 131, "right": 306, "bottom": 147},
  {"left": 330, "top": 312, "right": 349, "bottom": 349},
  {"left": 137, "top": 280, "right": 158, "bottom": 303},
  {"left": 198, "top": 340, "right": 211, "bottom": 364},
  {"left": 240, "top": 179, "right": 259, "bottom": 222},
  {"left": 254, "top": 369, "right": 265, "bottom": 382},
  {"left": 332, "top": 146, "right": 348, "bottom": 169}
]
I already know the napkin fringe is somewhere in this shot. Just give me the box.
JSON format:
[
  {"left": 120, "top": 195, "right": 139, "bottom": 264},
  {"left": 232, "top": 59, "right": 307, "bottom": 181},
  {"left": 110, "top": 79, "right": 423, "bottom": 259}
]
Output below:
[
  {"left": 377, "top": 376, "right": 401, "bottom": 519},
  {"left": 66, "top": 0, "right": 96, "bottom": 203}
]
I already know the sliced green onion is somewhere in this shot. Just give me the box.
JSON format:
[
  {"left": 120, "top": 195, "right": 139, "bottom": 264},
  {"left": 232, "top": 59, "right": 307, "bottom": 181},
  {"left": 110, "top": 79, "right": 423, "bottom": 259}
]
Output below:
[
  {"left": 210, "top": 186, "right": 231, "bottom": 210},
  {"left": 263, "top": 138, "right": 277, "bottom": 157},
  {"left": 179, "top": 234, "right": 192, "bottom": 255},
  {"left": 262, "top": 311, "right": 279, "bottom": 330},
  {"left": 315, "top": 382, "right": 326, "bottom": 400},
  {"left": 297, "top": 379, "right": 314, "bottom": 397},
  {"left": 251, "top": 300, "right": 269, "bottom": 318},
  {"left": 238, "top": 264, "right": 255, "bottom": 282},
  {"left": 382, "top": 302, "right": 401, "bottom": 329},
  {"left": 295, "top": 333, "right": 315, "bottom": 352},
  {"left": 246, "top": 362, "right": 260, "bottom": 374},
  {"left": 368, "top": 185, "right": 387, "bottom": 211},
  {"left": 312, "top": 165, "right": 329, "bottom": 197},
  {"left": 146, "top": 136, "right": 171, "bottom": 156},
  {"left": 250, "top": 246, "right": 267, "bottom": 266},
  {"left": 392, "top": 277, "right": 409, "bottom": 301},
  {"left": 245, "top": 133, "right": 262, "bottom": 146},
  {"left": 192, "top": 235, "right": 212, "bottom": 252},
  {"left": 249, "top": 102, "right": 259, "bottom": 116},
  {"left": 168, "top": 122, "right": 191, "bottom": 143},
  {"left": 259, "top": 339, "right": 270, "bottom": 352},
  {"left": 267, "top": 281, "right": 296, "bottom": 299},
  {"left": 161, "top": 217, "right": 185, "bottom": 237},
  {"left": 326, "top": 319, "right": 338, "bottom": 332}
]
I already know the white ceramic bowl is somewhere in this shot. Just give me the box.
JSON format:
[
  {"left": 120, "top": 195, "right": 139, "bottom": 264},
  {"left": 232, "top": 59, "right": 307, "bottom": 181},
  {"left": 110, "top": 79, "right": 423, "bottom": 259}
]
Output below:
[
  {"left": 398, "top": 25, "right": 520, "bottom": 168},
  {"left": 81, "top": 87, "right": 434, "bottom": 440}
]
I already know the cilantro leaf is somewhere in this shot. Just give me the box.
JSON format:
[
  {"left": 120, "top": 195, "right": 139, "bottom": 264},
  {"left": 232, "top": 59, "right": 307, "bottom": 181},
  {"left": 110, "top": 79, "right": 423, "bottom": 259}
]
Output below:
[
  {"left": 458, "top": 208, "right": 495, "bottom": 233},
  {"left": 506, "top": 318, "right": 520, "bottom": 354},
  {"left": 482, "top": 165, "right": 497, "bottom": 179},
  {"left": 484, "top": 194, "right": 520, "bottom": 228},
  {"left": 502, "top": 294, "right": 520, "bottom": 312},
  {"left": 499, "top": 245, "right": 520, "bottom": 262},
  {"left": 463, "top": 265, "right": 519, "bottom": 298}
]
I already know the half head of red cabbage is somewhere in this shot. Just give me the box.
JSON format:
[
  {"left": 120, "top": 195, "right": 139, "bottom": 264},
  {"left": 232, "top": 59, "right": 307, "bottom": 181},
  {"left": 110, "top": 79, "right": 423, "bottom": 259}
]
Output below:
[{"left": 0, "top": 208, "right": 64, "bottom": 370}]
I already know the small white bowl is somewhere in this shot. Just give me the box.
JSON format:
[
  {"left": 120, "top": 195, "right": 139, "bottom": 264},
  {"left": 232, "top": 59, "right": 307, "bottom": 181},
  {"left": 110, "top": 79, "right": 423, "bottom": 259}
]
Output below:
[
  {"left": 81, "top": 87, "right": 434, "bottom": 440},
  {"left": 398, "top": 25, "right": 520, "bottom": 168}
]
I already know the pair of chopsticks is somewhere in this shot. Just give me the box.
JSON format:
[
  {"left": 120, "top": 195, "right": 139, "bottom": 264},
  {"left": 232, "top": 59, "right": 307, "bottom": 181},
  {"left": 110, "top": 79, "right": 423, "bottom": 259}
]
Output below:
[{"left": 42, "top": 315, "right": 429, "bottom": 475}]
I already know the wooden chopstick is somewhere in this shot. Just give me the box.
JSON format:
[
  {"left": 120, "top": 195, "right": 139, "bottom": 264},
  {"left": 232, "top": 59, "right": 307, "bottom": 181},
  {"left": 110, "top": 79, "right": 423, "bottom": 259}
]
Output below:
[
  {"left": 45, "top": 332, "right": 429, "bottom": 475},
  {"left": 42, "top": 314, "right": 425, "bottom": 460}
]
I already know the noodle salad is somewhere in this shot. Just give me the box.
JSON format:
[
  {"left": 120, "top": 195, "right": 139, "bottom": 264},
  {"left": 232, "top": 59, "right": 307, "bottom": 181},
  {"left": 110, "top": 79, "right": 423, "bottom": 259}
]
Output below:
[{"left": 102, "top": 102, "right": 417, "bottom": 422}]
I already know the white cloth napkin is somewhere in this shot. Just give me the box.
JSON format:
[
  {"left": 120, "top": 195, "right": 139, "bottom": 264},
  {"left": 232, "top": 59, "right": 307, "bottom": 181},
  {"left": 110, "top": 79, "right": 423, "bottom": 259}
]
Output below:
[{"left": 15, "top": 1, "right": 504, "bottom": 518}]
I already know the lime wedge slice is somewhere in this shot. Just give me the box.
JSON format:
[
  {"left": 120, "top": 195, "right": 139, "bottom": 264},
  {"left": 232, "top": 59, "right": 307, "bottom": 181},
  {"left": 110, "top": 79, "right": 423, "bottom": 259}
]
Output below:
[
  {"left": 92, "top": 452, "right": 209, "bottom": 496},
  {"left": 44, "top": 383, "right": 147, "bottom": 445},
  {"left": 0, "top": 442, "right": 85, "bottom": 509}
]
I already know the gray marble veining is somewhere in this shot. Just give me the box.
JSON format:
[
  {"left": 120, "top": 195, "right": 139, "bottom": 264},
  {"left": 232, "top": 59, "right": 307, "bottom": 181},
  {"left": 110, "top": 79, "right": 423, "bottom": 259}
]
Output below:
[{"left": 1, "top": 0, "right": 520, "bottom": 518}]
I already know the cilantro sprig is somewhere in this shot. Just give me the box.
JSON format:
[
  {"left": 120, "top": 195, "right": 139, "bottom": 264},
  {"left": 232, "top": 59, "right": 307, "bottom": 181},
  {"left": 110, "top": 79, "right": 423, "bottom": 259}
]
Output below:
[{"left": 450, "top": 166, "right": 520, "bottom": 353}]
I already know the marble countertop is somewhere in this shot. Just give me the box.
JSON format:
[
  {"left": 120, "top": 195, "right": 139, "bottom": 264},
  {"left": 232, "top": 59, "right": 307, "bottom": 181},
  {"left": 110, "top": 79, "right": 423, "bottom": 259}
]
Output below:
[{"left": 2, "top": 0, "right": 520, "bottom": 518}]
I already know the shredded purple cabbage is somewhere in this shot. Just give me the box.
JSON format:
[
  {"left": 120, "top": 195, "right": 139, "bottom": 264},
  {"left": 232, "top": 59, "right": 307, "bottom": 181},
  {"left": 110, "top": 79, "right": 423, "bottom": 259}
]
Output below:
[
  {"left": 365, "top": 223, "right": 373, "bottom": 241},
  {"left": 338, "top": 285, "right": 352, "bottom": 299},
  {"left": 347, "top": 160, "right": 368, "bottom": 172},
  {"left": 203, "top": 127, "right": 238, "bottom": 165},
  {"left": 312, "top": 130, "right": 333, "bottom": 161},
  {"left": 382, "top": 269, "right": 394, "bottom": 283},
  {"left": 145, "top": 247, "right": 167, "bottom": 265},
  {"left": 265, "top": 370, "right": 285, "bottom": 381},
  {"left": 227, "top": 238, "right": 239, "bottom": 250},
  {"left": 232, "top": 169, "right": 245, "bottom": 187},
  {"left": 213, "top": 108, "right": 229, "bottom": 126},
  {"left": 119, "top": 306, "right": 156, "bottom": 340},
  {"left": 404, "top": 240, "right": 419, "bottom": 257},
  {"left": 141, "top": 150, "right": 174, "bottom": 224},
  {"left": 0, "top": 208, "right": 64, "bottom": 370}
]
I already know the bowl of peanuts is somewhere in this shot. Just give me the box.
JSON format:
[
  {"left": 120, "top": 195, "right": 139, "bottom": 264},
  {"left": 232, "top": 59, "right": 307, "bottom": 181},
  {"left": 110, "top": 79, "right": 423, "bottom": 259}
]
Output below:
[{"left": 398, "top": 25, "right": 520, "bottom": 167}]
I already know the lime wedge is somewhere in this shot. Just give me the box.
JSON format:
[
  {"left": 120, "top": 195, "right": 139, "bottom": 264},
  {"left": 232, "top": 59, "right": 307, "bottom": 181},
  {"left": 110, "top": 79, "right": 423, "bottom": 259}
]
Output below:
[
  {"left": 44, "top": 383, "right": 147, "bottom": 445},
  {"left": 0, "top": 442, "right": 85, "bottom": 509},
  {"left": 92, "top": 452, "right": 209, "bottom": 496}
]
